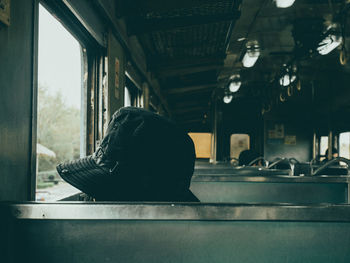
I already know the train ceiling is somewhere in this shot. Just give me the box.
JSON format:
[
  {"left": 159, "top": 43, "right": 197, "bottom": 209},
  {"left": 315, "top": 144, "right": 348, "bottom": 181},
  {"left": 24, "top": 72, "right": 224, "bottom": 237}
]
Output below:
[{"left": 116, "top": 0, "right": 350, "bottom": 131}]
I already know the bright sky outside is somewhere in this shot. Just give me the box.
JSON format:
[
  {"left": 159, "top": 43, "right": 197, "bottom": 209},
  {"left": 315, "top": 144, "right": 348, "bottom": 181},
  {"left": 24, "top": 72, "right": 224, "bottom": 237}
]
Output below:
[
  {"left": 38, "top": 4, "right": 82, "bottom": 109},
  {"left": 340, "top": 132, "right": 350, "bottom": 158}
]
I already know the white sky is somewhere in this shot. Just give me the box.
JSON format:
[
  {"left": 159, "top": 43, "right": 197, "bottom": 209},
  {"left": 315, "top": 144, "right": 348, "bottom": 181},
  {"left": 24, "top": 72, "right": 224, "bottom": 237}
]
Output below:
[{"left": 38, "top": 4, "right": 82, "bottom": 109}]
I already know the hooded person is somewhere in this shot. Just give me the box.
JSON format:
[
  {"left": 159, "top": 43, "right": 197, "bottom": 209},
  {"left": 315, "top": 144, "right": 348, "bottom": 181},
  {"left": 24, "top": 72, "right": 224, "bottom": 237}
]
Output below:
[
  {"left": 324, "top": 147, "right": 339, "bottom": 161},
  {"left": 56, "top": 107, "right": 199, "bottom": 202},
  {"left": 321, "top": 147, "right": 340, "bottom": 165},
  {"left": 238, "top": 149, "right": 260, "bottom": 166}
]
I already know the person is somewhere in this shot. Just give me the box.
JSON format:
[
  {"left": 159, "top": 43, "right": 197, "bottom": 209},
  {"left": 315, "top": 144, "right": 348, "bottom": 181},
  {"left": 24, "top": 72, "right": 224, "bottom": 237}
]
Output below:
[
  {"left": 318, "top": 148, "right": 347, "bottom": 175},
  {"left": 56, "top": 107, "right": 199, "bottom": 202},
  {"left": 322, "top": 147, "right": 339, "bottom": 163},
  {"left": 238, "top": 149, "right": 260, "bottom": 166}
]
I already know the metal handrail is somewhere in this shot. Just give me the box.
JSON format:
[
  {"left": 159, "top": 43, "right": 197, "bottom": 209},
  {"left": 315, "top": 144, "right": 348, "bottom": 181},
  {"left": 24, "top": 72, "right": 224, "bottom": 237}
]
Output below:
[
  {"left": 268, "top": 158, "right": 291, "bottom": 169},
  {"left": 248, "top": 157, "right": 268, "bottom": 167},
  {"left": 311, "top": 157, "right": 350, "bottom": 176},
  {"left": 289, "top": 157, "right": 300, "bottom": 164}
]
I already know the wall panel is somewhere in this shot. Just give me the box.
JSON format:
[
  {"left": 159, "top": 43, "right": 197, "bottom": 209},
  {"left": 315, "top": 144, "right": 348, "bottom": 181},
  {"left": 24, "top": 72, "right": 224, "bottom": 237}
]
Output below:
[{"left": 0, "top": 0, "right": 36, "bottom": 200}]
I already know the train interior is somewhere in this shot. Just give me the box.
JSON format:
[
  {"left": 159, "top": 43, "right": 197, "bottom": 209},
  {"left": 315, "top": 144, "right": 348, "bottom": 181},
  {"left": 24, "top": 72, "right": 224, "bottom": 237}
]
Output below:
[{"left": 1, "top": 0, "right": 350, "bottom": 262}]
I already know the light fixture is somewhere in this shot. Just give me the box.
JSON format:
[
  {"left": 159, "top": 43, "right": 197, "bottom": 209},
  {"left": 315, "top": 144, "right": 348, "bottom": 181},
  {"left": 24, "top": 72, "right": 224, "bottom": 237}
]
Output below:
[
  {"left": 317, "top": 23, "right": 343, "bottom": 55},
  {"left": 317, "top": 34, "right": 342, "bottom": 55},
  {"left": 228, "top": 74, "right": 241, "bottom": 93},
  {"left": 223, "top": 94, "right": 233, "bottom": 104},
  {"left": 279, "top": 74, "right": 296, "bottom": 86},
  {"left": 275, "top": 0, "right": 295, "bottom": 8},
  {"left": 242, "top": 41, "right": 260, "bottom": 68},
  {"left": 279, "top": 64, "right": 297, "bottom": 87}
]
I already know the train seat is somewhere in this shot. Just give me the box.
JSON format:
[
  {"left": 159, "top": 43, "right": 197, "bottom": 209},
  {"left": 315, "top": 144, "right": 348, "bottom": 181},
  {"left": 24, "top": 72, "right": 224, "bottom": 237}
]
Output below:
[
  {"left": 194, "top": 166, "right": 290, "bottom": 176},
  {"left": 1, "top": 202, "right": 350, "bottom": 263},
  {"left": 293, "top": 163, "right": 349, "bottom": 176},
  {"left": 190, "top": 174, "right": 349, "bottom": 203}
]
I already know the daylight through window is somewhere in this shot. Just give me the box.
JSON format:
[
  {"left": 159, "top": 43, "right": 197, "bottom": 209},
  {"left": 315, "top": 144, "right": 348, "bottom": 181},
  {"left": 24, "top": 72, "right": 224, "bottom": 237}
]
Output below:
[{"left": 36, "top": 4, "right": 84, "bottom": 201}]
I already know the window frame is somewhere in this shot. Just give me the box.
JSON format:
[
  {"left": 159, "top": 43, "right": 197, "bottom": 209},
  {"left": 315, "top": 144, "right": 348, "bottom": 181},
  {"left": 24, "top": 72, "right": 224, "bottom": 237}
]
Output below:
[
  {"left": 125, "top": 75, "right": 142, "bottom": 107},
  {"left": 31, "top": 0, "right": 106, "bottom": 200}
]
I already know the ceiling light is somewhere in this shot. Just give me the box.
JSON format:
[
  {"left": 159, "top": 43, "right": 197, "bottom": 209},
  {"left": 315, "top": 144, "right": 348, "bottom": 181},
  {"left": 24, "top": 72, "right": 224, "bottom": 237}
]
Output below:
[
  {"left": 317, "top": 34, "right": 342, "bottom": 55},
  {"left": 223, "top": 94, "right": 233, "bottom": 104},
  {"left": 242, "top": 42, "right": 260, "bottom": 68},
  {"left": 279, "top": 74, "right": 296, "bottom": 86},
  {"left": 279, "top": 64, "right": 297, "bottom": 87},
  {"left": 229, "top": 81, "right": 241, "bottom": 93},
  {"left": 275, "top": 0, "right": 295, "bottom": 8},
  {"left": 228, "top": 75, "right": 241, "bottom": 93}
]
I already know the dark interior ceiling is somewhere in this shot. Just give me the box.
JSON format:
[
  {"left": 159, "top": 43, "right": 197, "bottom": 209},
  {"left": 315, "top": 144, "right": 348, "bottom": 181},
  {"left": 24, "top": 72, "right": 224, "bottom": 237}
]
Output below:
[{"left": 117, "top": 0, "right": 350, "bottom": 131}]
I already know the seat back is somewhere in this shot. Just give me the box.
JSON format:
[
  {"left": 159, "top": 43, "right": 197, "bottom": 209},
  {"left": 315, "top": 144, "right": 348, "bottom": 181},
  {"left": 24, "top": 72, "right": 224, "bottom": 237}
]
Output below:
[{"left": 2, "top": 203, "right": 350, "bottom": 263}]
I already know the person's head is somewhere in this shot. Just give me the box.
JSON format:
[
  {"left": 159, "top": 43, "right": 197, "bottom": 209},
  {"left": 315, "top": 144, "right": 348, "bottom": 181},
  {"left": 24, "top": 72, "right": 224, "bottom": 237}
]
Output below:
[
  {"left": 238, "top": 149, "right": 260, "bottom": 166},
  {"left": 57, "top": 107, "right": 197, "bottom": 201},
  {"left": 325, "top": 147, "right": 339, "bottom": 159}
]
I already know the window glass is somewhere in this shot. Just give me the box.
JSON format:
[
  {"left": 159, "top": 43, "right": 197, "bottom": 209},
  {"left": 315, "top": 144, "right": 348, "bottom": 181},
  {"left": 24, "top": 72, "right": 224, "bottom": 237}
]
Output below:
[
  {"left": 188, "top": 133, "right": 212, "bottom": 158},
  {"left": 339, "top": 132, "right": 350, "bottom": 159},
  {"left": 320, "top": 136, "right": 328, "bottom": 160},
  {"left": 36, "top": 4, "right": 83, "bottom": 201},
  {"left": 124, "top": 87, "right": 132, "bottom": 106},
  {"left": 125, "top": 77, "right": 142, "bottom": 107},
  {"left": 230, "top": 134, "right": 250, "bottom": 159}
]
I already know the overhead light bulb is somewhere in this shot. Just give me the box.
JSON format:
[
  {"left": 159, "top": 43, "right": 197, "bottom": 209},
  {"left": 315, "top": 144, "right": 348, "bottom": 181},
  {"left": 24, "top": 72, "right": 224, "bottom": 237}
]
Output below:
[
  {"left": 317, "top": 34, "right": 342, "bottom": 55},
  {"left": 229, "top": 81, "right": 241, "bottom": 93},
  {"left": 223, "top": 94, "right": 233, "bottom": 104},
  {"left": 279, "top": 64, "right": 297, "bottom": 87},
  {"left": 279, "top": 74, "right": 296, "bottom": 86},
  {"left": 228, "top": 74, "right": 241, "bottom": 93},
  {"left": 275, "top": 0, "right": 295, "bottom": 8},
  {"left": 242, "top": 43, "right": 260, "bottom": 68}
]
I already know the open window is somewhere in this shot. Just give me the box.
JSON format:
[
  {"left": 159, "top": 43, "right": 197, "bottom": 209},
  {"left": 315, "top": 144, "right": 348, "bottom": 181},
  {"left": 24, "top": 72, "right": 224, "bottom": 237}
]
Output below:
[
  {"left": 125, "top": 76, "right": 142, "bottom": 107},
  {"left": 319, "top": 136, "right": 329, "bottom": 161},
  {"left": 36, "top": 4, "right": 88, "bottom": 201},
  {"left": 339, "top": 132, "right": 350, "bottom": 159}
]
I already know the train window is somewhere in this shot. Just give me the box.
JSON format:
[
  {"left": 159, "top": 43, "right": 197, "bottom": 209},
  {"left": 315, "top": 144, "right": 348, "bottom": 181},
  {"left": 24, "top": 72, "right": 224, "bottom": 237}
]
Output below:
[
  {"left": 188, "top": 133, "right": 212, "bottom": 159},
  {"left": 125, "top": 76, "right": 141, "bottom": 107},
  {"left": 339, "top": 132, "right": 350, "bottom": 159},
  {"left": 230, "top": 134, "right": 250, "bottom": 159},
  {"left": 124, "top": 87, "right": 132, "bottom": 106},
  {"left": 36, "top": 4, "right": 84, "bottom": 201},
  {"left": 320, "top": 136, "right": 329, "bottom": 159},
  {"left": 135, "top": 90, "right": 143, "bottom": 107}
]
